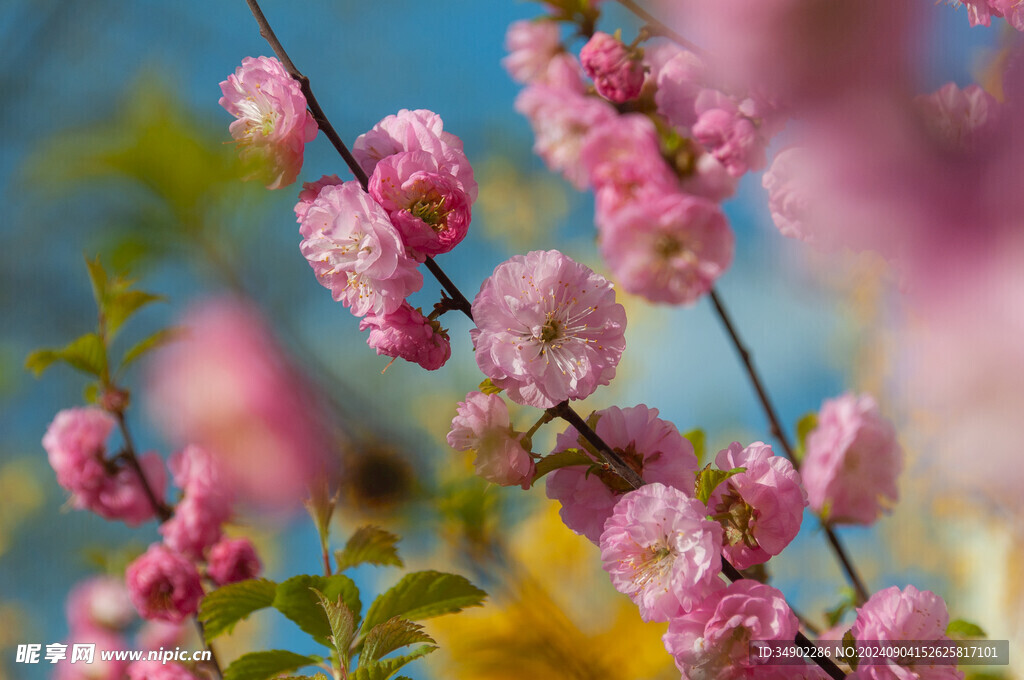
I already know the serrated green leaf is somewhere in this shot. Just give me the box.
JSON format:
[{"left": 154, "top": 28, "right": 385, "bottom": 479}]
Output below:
[
  {"left": 273, "top": 574, "right": 361, "bottom": 646},
  {"left": 694, "top": 465, "right": 746, "bottom": 505},
  {"left": 682, "top": 429, "right": 706, "bottom": 466},
  {"left": 842, "top": 630, "right": 859, "bottom": 671},
  {"left": 222, "top": 650, "right": 318, "bottom": 680},
  {"left": 795, "top": 412, "right": 818, "bottom": 466},
  {"left": 198, "top": 578, "right": 277, "bottom": 641},
  {"left": 336, "top": 526, "right": 403, "bottom": 572},
  {"left": 531, "top": 448, "right": 592, "bottom": 483},
  {"left": 311, "top": 588, "right": 356, "bottom": 668},
  {"left": 119, "top": 326, "right": 182, "bottom": 369},
  {"left": 477, "top": 378, "right": 502, "bottom": 395},
  {"left": 105, "top": 290, "right": 163, "bottom": 338},
  {"left": 361, "top": 571, "right": 486, "bottom": 635},
  {"left": 350, "top": 646, "right": 436, "bottom": 680},
  {"left": 947, "top": 619, "right": 987, "bottom": 639},
  {"left": 26, "top": 333, "right": 107, "bottom": 378},
  {"left": 361, "top": 617, "right": 435, "bottom": 664}
]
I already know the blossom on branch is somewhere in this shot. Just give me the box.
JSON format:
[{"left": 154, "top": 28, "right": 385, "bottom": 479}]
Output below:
[
  {"left": 125, "top": 544, "right": 204, "bottom": 624},
  {"left": 580, "top": 31, "right": 645, "bottom": 103},
  {"left": 206, "top": 537, "right": 262, "bottom": 586},
  {"left": 447, "top": 391, "right": 535, "bottom": 488},
  {"left": 360, "top": 301, "right": 452, "bottom": 371}
]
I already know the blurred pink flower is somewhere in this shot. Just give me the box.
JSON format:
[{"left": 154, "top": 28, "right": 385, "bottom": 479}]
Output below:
[
  {"left": 43, "top": 407, "right": 114, "bottom": 496},
  {"left": 915, "top": 82, "right": 1000, "bottom": 154},
  {"left": 503, "top": 19, "right": 563, "bottom": 84},
  {"left": 125, "top": 544, "right": 204, "bottom": 624},
  {"left": 580, "top": 31, "right": 645, "bottom": 103},
  {"left": 126, "top": 661, "right": 201, "bottom": 680},
  {"left": 546, "top": 404, "right": 698, "bottom": 543},
  {"left": 206, "top": 537, "right": 262, "bottom": 586},
  {"left": 137, "top": 620, "right": 190, "bottom": 651},
  {"left": 761, "top": 147, "right": 812, "bottom": 242},
  {"left": 146, "top": 298, "right": 332, "bottom": 510},
  {"left": 470, "top": 250, "right": 627, "bottom": 408},
  {"left": 294, "top": 174, "right": 344, "bottom": 225},
  {"left": 66, "top": 576, "right": 134, "bottom": 632},
  {"left": 54, "top": 629, "right": 128, "bottom": 680},
  {"left": 300, "top": 182, "right": 423, "bottom": 317},
  {"left": 159, "top": 445, "right": 231, "bottom": 559},
  {"left": 692, "top": 90, "right": 775, "bottom": 177},
  {"left": 359, "top": 301, "right": 451, "bottom": 371},
  {"left": 802, "top": 393, "right": 902, "bottom": 525},
  {"left": 447, "top": 391, "right": 535, "bottom": 488},
  {"left": 218, "top": 56, "right": 318, "bottom": 190},
  {"left": 652, "top": 43, "right": 707, "bottom": 131},
  {"left": 601, "top": 483, "right": 723, "bottom": 622}
]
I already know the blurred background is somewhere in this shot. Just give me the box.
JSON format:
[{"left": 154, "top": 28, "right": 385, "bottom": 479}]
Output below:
[{"left": 0, "top": 0, "right": 1019, "bottom": 678}]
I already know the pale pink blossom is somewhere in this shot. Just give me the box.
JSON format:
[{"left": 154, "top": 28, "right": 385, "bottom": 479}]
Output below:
[
  {"left": 359, "top": 301, "right": 451, "bottom": 371},
  {"left": 125, "top": 544, "right": 204, "bottom": 624},
  {"left": 514, "top": 84, "right": 617, "bottom": 189},
  {"left": 692, "top": 90, "right": 773, "bottom": 177},
  {"left": 447, "top": 391, "right": 535, "bottom": 488},
  {"left": 138, "top": 621, "right": 190, "bottom": 651},
  {"left": 159, "top": 496, "right": 224, "bottom": 560},
  {"left": 80, "top": 452, "right": 168, "bottom": 526},
  {"left": 599, "top": 190, "right": 733, "bottom": 305},
  {"left": 802, "top": 393, "right": 902, "bottom": 525},
  {"left": 580, "top": 31, "right": 645, "bottom": 103},
  {"left": 369, "top": 151, "right": 472, "bottom": 259},
  {"left": 915, "top": 83, "right": 1000, "bottom": 154},
  {"left": 503, "top": 19, "right": 563, "bottom": 84},
  {"left": 546, "top": 405, "right": 699, "bottom": 543},
  {"left": 54, "top": 630, "right": 128, "bottom": 680},
  {"left": 653, "top": 44, "right": 707, "bottom": 130},
  {"left": 708, "top": 442, "right": 806, "bottom": 570},
  {"left": 66, "top": 576, "right": 134, "bottom": 632},
  {"left": 159, "top": 445, "right": 232, "bottom": 558},
  {"left": 539, "top": 52, "right": 587, "bottom": 91},
  {"left": 470, "top": 250, "right": 627, "bottom": 408},
  {"left": 126, "top": 661, "right": 201, "bottom": 680},
  {"left": 207, "top": 537, "right": 262, "bottom": 586},
  {"left": 762, "top": 147, "right": 812, "bottom": 241},
  {"left": 43, "top": 407, "right": 115, "bottom": 496},
  {"left": 662, "top": 579, "right": 798, "bottom": 679},
  {"left": 849, "top": 585, "right": 963, "bottom": 680},
  {"left": 601, "top": 483, "right": 724, "bottom": 622},
  {"left": 300, "top": 182, "right": 423, "bottom": 317},
  {"left": 294, "top": 174, "right": 343, "bottom": 226},
  {"left": 353, "top": 109, "right": 477, "bottom": 201},
  {"left": 218, "top": 56, "right": 318, "bottom": 190}
]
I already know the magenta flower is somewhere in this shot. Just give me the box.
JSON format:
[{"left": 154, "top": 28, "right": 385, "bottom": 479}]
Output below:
[
  {"left": 447, "top": 391, "right": 535, "bottom": 488},
  {"left": 125, "top": 544, "right": 204, "bottom": 624},
  {"left": 546, "top": 404, "right": 699, "bottom": 543},
  {"left": 663, "top": 579, "right": 798, "bottom": 679},
  {"left": 65, "top": 576, "right": 134, "bottom": 632},
  {"left": 580, "top": 31, "right": 645, "bottom": 103},
  {"left": 218, "top": 56, "right": 318, "bottom": 190},
  {"left": 126, "top": 661, "right": 201, "bottom": 680},
  {"left": 601, "top": 483, "right": 724, "bottom": 622},
  {"left": 503, "top": 19, "right": 563, "bottom": 84},
  {"left": 599, "top": 189, "right": 733, "bottom": 305},
  {"left": 294, "top": 174, "right": 344, "bottom": 225},
  {"left": 359, "top": 301, "right": 452, "bottom": 371},
  {"left": 300, "top": 182, "right": 423, "bottom": 317},
  {"left": 707, "top": 442, "right": 806, "bottom": 570},
  {"left": 353, "top": 109, "right": 477, "bottom": 201},
  {"left": 43, "top": 407, "right": 116, "bottom": 499},
  {"left": 802, "top": 393, "right": 902, "bottom": 525},
  {"left": 207, "top": 537, "right": 262, "bottom": 586},
  {"left": 470, "top": 250, "right": 627, "bottom": 408},
  {"left": 369, "top": 150, "right": 472, "bottom": 259}
]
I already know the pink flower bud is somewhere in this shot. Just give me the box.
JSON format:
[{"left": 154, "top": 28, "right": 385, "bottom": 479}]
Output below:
[{"left": 580, "top": 32, "right": 645, "bottom": 103}]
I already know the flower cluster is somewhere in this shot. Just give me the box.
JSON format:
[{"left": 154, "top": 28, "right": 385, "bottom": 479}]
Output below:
[{"left": 947, "top": 0, "right": 1024, "bottom": 30}]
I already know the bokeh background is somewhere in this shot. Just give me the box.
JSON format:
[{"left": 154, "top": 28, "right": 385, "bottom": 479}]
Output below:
[{"left": 0, "top": 0, "right": 1019, "bottom": 678}]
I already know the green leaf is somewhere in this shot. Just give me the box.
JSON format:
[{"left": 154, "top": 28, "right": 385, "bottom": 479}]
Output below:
[
  {"left": 477, "top": 378, "right": 503, "bottom": 395},
  {"left": 350, "top": 646, "right": 436, "bottom": 680},
  {"left": 361, "top": 616, "right": 435, "bottom": 664},
  {"left": 795, "top": 412, "right": 819, "bottom": 466},
  {"left": 198, "top": 578, "right": 277, "bottom": 641},
  {"left": 336, "top": 526, "right": 403, "bottom": 572},
  {"left": 947, "top": 619, "right": 987, "bottom": 639},
  {"left": 311, "top": 588, "right": 357, "bottom": 668},
  {"left": 361, "top": 570, "right": 486, "bottom": 634},
  {"left": 222, "top": 650, "right": 319, "bottom": 680},
  {"left": 682, "top": 429, "right": 706, "bottom": 466},
  {"left": 119, "top": 327, "right": 182, "bottom": 369},
  {"left": 278, "top": 676, "right": 331, "bottom": 680},
  {"left": 273, "top": 574, "right": 361, "bottom": 646},
  {"left": 105, "top": 290, "right": 163, "bottom": 338},
  {"left": 26, "top": 333, "right": 107, "bottom": 378},
  {"left": 85, "top": 255, "right": 108, "bottom": 306},
  {"left": 305, "top": 479, "right": 337, "bottom": 564},
  {"left": 694, "top": 465, "right": 746, "bottom": 505},
  {"left": 531, "top": 448, "right": 592, "bottom": 483},
  {"left": 842, "top": 630, "right": 859, "bottom": 671}
]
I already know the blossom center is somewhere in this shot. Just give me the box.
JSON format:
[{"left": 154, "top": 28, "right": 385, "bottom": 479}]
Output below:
[
  {"left": 713, "top": 488, "right": 760, "bottom": 549},
  {"left": 409, "top": 194, "right": 449, "bottom": 230},
  {"left": 539, "top": 315, "right": 562, "bottom": 343},
  {"left": 629, "top": 541, "right": 675, "bottom": 588}
]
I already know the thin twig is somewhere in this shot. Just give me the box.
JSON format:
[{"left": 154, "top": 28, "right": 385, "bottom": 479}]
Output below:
[{"left": 614, "top": 0, "right": 706, "bottom": 56}]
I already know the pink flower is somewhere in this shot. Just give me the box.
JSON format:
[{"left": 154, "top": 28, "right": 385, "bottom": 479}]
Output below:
[
  {"left": 159, "top": 445, "right": 232, "bottom": 558},
  {"left": 503, "top": 19, "right": 563, "bottom": 84},
  {"left": 915, "top": 83, "right": 1000, "bottom": 154},
  {"left": 138, "top": 621, "right": 190, "bottom": 651},
  {"left": 353, "top": 109, "right": 477, "bottom": 201},
  {"left": 159, "top": 496, "right": 224, "bottom": 561},
  {"left": 762, "top": 147, "right": 812, "bottom": 241},
  {"left": 66, "top": 576, "right": 134, "bottom": 632},
  {"left": 126, "top": 661, "right": 201, "bottom": 680},
  {"left": 125, "top": 544, "right": 204, "bottom": 624},
  {"left": 692, "top": 90, "right": 773, "bottom": 177},
  {"left": 206, "top": 537, "right": 262, "bottom": 586},
  {"left": 663, "top": 579, "right": 798, "bottom": 679},
  {"left": 949, "top": 0, "right": 1024, "bottom": 30},
  {"left": 598, "top": 189, "right": 733, "bottom": 305},
  {"left": 54, "top": 630, "right": 128, "bottom": 680},
  {"left": 294, "top": 174, "right": 344, "bottom": 225},
  {"left": 515, "top": 84, "right": 617, "bottom": 189},
  {"left": 218, "top": 56, "right": 318, "bottom": 190},
  {"left": 653, "top": 44, "right": 707, "bottom": 130},
  {"left": 447, "top": 391, "right": 535, "bottom": 488},
  {"left": 708, "top": 442, "right": 806, "bottom": 570},
  {"left": 850, "top": 585, "right": 963, "bottom": 680},
  {"left": 81, "top": 452, "right": 168, "bottom": 526},
  {"left": 580, "top": 31, "right": 645, "bottom": 103},
  {"left": 43, "top": 407, "right": 116, "bottom": 498},
  {"left": 601, "top": 483, "right": 724, "bottom": 622},
  {"left": 369, "top": 151, "right": 472, "bottom": 259},
  {"left": 359, "top": 301, "right": 451, "bottom": 371},
  {"left": 546, "top": 404, "right": 699, "bottom": 543},
  {"left": 300, "top": 182, "right": 423, "bottom": 317},
  {"left": 802, "top": 393, "right": 902, "bottom": 525},
  {"left": 470, "top": 250, "right": 627, "bottom": 408}
]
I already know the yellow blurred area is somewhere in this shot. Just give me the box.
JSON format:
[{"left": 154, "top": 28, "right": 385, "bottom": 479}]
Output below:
[
  {"left": 0, "top": 458, "right": 45, "bottom": 558},
  {"left": 475, "top": 157, "right": 570, "bottom": 251}
]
